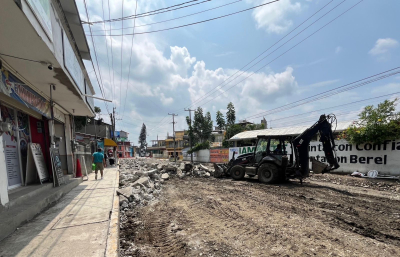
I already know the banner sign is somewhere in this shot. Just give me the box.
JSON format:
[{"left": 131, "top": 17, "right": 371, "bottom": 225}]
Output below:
[
  {"left": 0, "top": 70, "right": 51, "bottom": 118},
  {"left": 0, "top": 106, "right": 22, "bottom": 188},
  {"left": 26, "top": 143, "right": 49, "bottom": 184},
  {"left": 309, "top": 139, "right": 400, "bottom": 175},
  {"left": 50, "top": 147, "right": 65, "bottom": 186},
  {"left": 210, "top": 149, "right": 229, "bottom": 163}
]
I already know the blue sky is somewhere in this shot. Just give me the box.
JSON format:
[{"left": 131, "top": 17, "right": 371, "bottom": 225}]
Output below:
[{"left": 77, "top": 0, "right": 400, "bottom": 143}]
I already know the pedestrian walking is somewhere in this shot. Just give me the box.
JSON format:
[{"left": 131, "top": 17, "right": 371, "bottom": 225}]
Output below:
[{"left": 92, "top": 148, "right": 106, "bottom": 180}]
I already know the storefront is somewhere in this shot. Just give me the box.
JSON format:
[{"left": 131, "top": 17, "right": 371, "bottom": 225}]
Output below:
[{"left": 0, "top": 69, "right": 55, "bottom": 191}]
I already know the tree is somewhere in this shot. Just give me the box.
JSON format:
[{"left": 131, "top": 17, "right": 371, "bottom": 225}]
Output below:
[
  {"left": 216, "top": 110, "right": 226, "bottom": 130},
  {"left": 138, "top": 123, "right": 147, "bottom": 156},
  {"left": 187, "top": 107, "right": 213, "bottom": 153},
  {"left": 339, "top": 99, "right": 400, "bottom": 144},
  {"left": 226, "top": 102, "right": 236, "bottom": 126}
]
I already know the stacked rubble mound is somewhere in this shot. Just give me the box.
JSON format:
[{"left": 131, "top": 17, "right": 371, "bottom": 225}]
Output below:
[{"left": 118, "top": 158, "right": 215, "bottom": 211}]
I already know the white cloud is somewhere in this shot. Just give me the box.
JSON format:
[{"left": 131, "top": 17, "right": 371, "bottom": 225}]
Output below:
[
  {"left": 247, "top": 0, "right": 302, "bottom": 34},
  {"left": 335, "top": 46, "right": 342, "bottom": 54},
  {"left": 369, "top": 38, "right": 398, "bottom": 59}
]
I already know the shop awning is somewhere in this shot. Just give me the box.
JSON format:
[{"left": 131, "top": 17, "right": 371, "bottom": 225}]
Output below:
[{"left": 104, "top": 138, "right": 117, "bottom": 147}]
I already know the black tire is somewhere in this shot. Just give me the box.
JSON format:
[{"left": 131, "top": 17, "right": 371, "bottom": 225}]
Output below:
[
  {"left": 230, "top": 165, "right": 245, "bottom": 180},
  {"left": 258, "top": 163, "right": 281, "bottom": 184}
]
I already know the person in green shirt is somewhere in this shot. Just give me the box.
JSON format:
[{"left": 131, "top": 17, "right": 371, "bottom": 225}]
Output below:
[{"left": 92, "top": 148, "right": 106, "bottom": 180}]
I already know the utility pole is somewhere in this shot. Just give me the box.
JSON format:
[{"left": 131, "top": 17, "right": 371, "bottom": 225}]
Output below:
[
  {"left": 168, "top": 113, "right": 178, "bottom": 162},
  {"left": 184, "top": 108, "right": 195, "bottom": 163}
]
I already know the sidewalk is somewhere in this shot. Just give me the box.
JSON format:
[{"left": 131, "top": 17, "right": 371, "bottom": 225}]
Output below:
[{"left": 0, "top": 167, "right": 119, "bottom": 257}]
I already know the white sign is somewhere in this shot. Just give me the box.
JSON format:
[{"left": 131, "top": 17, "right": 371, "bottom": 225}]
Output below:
[
  {"left": 1, "top": 106, "right": 22, "bottom": 188},
  {"left": 26, "top": 143, "right": 49, "bottom": 184},
  {"left": 27, "top": 0, "right": 52, "bottom": 40},
  {"left": 309, "top": 139, "right": 400, "bottom": 175},
  {"left": 63, "top": 31, "right": 84, "bottom": 94}
]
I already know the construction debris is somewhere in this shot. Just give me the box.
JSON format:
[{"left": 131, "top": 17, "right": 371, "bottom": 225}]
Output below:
[{"left": 118, "top": 158, "right": 215, "bottom": 212}]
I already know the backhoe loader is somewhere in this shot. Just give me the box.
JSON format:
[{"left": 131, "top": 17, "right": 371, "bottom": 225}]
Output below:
[{"left": 214, "top": 114, "right": 340, "bottom": 183}]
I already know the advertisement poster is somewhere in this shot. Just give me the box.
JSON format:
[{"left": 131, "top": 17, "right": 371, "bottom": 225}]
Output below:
[
  {"left": 1, "top": 106, "right": 22, "bottom": 188},
  {"left": 210, "top": 149, "right": 229, "bottom": 163},
  {"left": 0, "top": 70, "right": 51, "bottom": 118}
]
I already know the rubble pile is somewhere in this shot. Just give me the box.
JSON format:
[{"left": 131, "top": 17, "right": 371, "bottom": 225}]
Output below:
[{"left": 117, "top": 158, "right": 215, "bottom": 212}]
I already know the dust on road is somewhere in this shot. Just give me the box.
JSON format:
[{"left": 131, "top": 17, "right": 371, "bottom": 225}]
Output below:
[{"left": 120, "top": 176, "right": 400, "bottom": 257}]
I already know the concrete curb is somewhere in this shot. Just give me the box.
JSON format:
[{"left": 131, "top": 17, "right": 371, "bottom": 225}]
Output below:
[{"left": 106, "top": 168, "right": 120, "bottom": 257}]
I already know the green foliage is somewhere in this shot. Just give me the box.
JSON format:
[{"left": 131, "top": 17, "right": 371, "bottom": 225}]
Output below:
[
  {"left": 94, "top": 106, "right": 101, "bottom": 114},
  {"left": 74, "top": 116, "right": 87, "bottom": 130},
  {"left": 226, "top": 102, "right": 236, "bottom": 126},
  {"left": 191, "top": 107, "right": 213, "bottom": 144},
  {"left": 139, "top": 123, "right": 147, "bottom": 149},
  {"left": 339, "top": 99, "right": 400, "bottom": 144},
  {"left": 216, "top": 110, "right": 226, "bottom": 130},
  {"left": 188, "top": 141, "right": 210, "bottom": 154}
]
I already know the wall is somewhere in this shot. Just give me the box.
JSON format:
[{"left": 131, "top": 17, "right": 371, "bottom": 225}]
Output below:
[
  {"left": 229, "top": 140, "right": 400, "bottom": 176},
  {"left": 309, "top": 139, "right": 400, "bottom": 175},
  {"left": 182, "top": 149, "right": 210, "bottom": 163}
]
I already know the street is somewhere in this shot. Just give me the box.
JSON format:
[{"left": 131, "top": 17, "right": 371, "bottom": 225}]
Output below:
[{"left": 120, "top": 175, "right": 400, "bottom": 257}]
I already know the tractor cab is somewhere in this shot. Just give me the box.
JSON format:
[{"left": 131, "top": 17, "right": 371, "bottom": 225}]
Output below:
[
  {"left": 250, "top": 135, "right": 293, "bottom": 166},
  {"left": 227, "top": 135, "right": 292, "bottom": 182}
]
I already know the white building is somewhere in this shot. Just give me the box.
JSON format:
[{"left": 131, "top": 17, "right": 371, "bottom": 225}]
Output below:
[{"left": 0, "top": 0, "right": 95, "bottom": 207}]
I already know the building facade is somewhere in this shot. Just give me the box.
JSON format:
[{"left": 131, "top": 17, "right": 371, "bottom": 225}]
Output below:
[
  {"left": 0, "top": 0, "right": 95, "bottom": 206},
  {"left": 117, "top": 141, "right": 133, "bottom": 158}
]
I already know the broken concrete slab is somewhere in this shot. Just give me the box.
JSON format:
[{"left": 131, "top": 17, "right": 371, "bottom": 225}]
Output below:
[{"left": 161, "top": 173, "right": 170, "bottom": 180}]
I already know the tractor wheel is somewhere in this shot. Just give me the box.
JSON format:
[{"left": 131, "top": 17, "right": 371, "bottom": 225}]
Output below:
[
  {"left": 230, "top": 165, "right": 245, "bottom": 180},
  {"left": 258, "top": 163, "right": 280, "bottom": 184}
]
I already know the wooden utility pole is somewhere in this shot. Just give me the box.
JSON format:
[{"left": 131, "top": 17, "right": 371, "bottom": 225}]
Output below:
[
  {"left": 184, "top": 108, "right": 195, "bottom": 163},
  {"left": 168, "top": 113, "right": 178, "bottom": 162}
]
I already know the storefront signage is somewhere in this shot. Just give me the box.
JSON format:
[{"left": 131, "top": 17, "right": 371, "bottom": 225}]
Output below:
[
  {"left": 210, "top": 149, "right": 229, "bottom": 163},
  {"left": 229, "top": 146, "right": 256, "bottom": 160},
  {"left": 1, "top": 105, "right": 22, "bottom": 189},
  {"left": 26, "top": 143, "right": 49, "bottom": 184},
  {"left": 26, "top": 0, "right": 53, "bottom": 40},
  {"left": 50, "top": 147, "right": 65, "bottom": 186},
  {"left": 1, "top": 70, "right": 51, "bottom": 118}
]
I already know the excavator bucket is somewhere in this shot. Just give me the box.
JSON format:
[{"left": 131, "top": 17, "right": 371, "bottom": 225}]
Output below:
[
  {"left": 213, "top": 163, "right": 228, "bottom": 178},
  {"left": 310, "top": 157, "right": 329, "bottom": 174}
]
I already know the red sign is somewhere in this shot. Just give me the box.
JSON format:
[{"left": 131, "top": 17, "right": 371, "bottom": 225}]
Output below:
[{"left": 210, "top": 148, "right": 229, "bottom": 163}]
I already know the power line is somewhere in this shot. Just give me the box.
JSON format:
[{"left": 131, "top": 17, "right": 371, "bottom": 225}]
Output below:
[
  {"left": 185, "top": 0, "right": 337, "bottom": 109},
  {"left": 266, "top": 94, "right": 400, "bottom": 127},
  {"left": 108, "top": 0, "right": 116, "bottom": 108},
  {"left": 121, "top": 0, "right": 138, "bottom": 121},
  {"left": 84, "top": 0, "right": 212, "bottom": 24},
  {"left": 145, "top": 0, "right": 364, "bottom": 136},
  {"left": 258, "top": 92, "right": 400, "bottom": 124},
  {"left": 83, "top": 0, "right": 110, "bottom": 115},
  {"left": 90, "top": 0, "right": 243, "bottom": 32},
  {"left": 147, "top": 0, "right": 337, "bottom": 132},
  {"left": 101, "top": 0, "right": 113, "bottom": 109},
  {"left": 245, "top": 68, "right": 400, "bottom": 121},
  {"left": 88, "top": 0, "right": 281, "bottom": 36},
  {"left": 120, "top": 0, "right": 124, "bottom": 114},
  {"left": 0, "top": 53, "right": 44, "bottom": 63},
  {"left": 195, "top": 0, "right": 365, "bottom": 109}
]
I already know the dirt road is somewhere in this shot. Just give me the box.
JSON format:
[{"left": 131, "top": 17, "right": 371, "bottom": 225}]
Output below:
[{"left": 120, "top": 176, "right": 400, "bottom": 257}]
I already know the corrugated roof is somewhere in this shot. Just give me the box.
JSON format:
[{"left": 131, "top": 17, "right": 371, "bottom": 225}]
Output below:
[{"left": 229, "top": 121, "right": 356, "bottom": 141}]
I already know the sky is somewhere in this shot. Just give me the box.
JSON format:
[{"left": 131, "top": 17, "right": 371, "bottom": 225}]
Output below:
[{"left": 76, "top": 0, "right": 400, "bottom": 144}]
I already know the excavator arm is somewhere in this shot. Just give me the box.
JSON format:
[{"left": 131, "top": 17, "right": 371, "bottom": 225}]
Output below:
[{"left": 292, "top": 114, "right": 339, "bottom": 178}]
